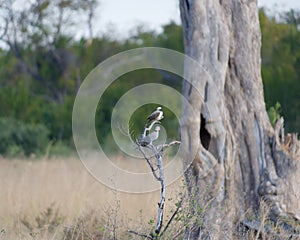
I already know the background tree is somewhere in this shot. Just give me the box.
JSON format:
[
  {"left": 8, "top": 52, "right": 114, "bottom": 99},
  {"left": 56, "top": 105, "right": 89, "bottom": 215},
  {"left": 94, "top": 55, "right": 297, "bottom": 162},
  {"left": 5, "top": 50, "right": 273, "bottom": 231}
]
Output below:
[
  {"left": 179, "top": 0, "right": 300, "bottom": 238},
  {"left": 0, "top": 0, "right": 99, "bottom": 148},
  {"left": 0, "top": 0, "right": 98, "bottom": 103},
  {"left": 260, "top": 9, "right": 300, "bottom": 132},
  {"left": 0, "top": 0, "right": 299, "bottom": 162}
]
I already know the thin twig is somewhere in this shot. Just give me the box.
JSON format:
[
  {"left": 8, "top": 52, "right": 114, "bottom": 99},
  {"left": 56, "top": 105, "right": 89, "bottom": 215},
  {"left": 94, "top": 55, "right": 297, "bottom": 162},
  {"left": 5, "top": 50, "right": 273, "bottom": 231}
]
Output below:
[
  {"left": 159, "top": 195, "right": 184, "bottom": 238},
  {"left": 171, "top": 227, "right": 186, "bottom": 239},
  {"left": 157, "top": 140, "right": 181, "bottom": 153},
  {"left": 0, "top": 19, "right": 8, "bottom": 40},
  {"left": 127, "top": 230, "right": 153, "bottom": 239},
  {"left": 138, "top": 145, "right": 160, "bottom": 181},
  {"left": 160, "top": 141, "right": 181, "bottom": 148}
]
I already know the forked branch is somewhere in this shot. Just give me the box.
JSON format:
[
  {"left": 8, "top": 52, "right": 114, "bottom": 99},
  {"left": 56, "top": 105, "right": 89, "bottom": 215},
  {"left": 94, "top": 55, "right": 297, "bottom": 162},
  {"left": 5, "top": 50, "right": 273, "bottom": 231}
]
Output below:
[{"left": 129, "top": 109, "right": 181, "bottom": 239}]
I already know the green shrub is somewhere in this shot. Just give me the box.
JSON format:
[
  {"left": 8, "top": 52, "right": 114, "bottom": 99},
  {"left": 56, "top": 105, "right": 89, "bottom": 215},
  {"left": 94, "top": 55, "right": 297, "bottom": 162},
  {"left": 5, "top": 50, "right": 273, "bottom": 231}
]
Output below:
[
  {"left": 0, "top": 117, "right": 49, "bottom": 157},
  {"left": 267, "top": 102, "right": 282, "bottom": 127},
  {"left": 48, "top": 141, "right": 74, "bottom": 157}
]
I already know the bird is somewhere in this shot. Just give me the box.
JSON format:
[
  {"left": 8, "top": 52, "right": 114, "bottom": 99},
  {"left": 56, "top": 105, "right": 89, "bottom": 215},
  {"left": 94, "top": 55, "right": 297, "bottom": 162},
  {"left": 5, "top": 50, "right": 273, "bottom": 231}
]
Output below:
[
  {"left": 146, "top": 107, "right": 164, "bottom": 123},
  {"left": 140, "top": 126, "right": 161, "bottom": 147}
]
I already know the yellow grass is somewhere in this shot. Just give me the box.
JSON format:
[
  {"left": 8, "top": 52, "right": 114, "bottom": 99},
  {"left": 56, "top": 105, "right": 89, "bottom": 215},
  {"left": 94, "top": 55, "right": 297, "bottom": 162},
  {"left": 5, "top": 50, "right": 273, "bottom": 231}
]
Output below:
[{"left": 0, "top": 156, "right": 183, "bottom": 239}]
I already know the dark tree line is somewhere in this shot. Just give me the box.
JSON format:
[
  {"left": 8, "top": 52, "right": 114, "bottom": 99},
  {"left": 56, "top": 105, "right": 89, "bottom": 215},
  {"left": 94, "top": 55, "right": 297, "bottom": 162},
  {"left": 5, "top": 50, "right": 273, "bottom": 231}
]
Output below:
[{"left": 0, "top": 1, "right": 299, "bottom": 156}]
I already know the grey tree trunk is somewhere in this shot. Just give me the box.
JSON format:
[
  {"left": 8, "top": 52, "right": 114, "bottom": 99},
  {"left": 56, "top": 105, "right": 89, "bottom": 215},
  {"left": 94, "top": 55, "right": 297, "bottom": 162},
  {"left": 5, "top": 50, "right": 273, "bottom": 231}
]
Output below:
[{"left": 179, "top": 0, "right": 300, "bottom": 238}]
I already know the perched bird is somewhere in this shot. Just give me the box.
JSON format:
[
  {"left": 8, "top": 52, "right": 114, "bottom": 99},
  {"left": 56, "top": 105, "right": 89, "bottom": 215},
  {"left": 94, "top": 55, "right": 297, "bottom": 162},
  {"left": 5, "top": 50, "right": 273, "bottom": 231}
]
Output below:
[
  {"left": 147, "top": 107, "right": 164, "bottom": 123},
  {"left": 140, "top": 126, "right": 161, "bottom": 147}
]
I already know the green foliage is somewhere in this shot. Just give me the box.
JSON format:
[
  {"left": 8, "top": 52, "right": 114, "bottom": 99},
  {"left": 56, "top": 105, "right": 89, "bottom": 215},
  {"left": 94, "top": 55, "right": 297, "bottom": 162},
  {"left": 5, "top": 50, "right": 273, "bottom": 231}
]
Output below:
[
  {"left": 1, "top": 7, "right": 300, "bottom": 156},
  {"left": 0, "top": 117, "right": 49, "bottom": 157},
  {"left": 157, "top": 21, "right": 184, "bottom": 52},
  {"left": 260, "top": 8, "right": 300, "bottom": 132},
  {"left": 95, "top": 68, "right": 181, "bottom": 153},
  {"left": 48, "top": 141, "right": 74, "bottom": 158},
  {"left": 267, "top": 102, "right": 282, "bottom": 127},
  {"left": 0, "top": 15, "right": 186, "bottom": 156}
]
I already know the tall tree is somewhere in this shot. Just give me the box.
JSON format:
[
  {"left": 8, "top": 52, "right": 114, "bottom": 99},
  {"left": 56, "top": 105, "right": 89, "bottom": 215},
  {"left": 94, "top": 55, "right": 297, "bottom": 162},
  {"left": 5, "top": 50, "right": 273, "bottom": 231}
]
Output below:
[
  {"left": 0, "top": 0, "right": 98, "bottom": 102},
  {"left": 179, "top": 0, "right": 300, "bottom": 238}
]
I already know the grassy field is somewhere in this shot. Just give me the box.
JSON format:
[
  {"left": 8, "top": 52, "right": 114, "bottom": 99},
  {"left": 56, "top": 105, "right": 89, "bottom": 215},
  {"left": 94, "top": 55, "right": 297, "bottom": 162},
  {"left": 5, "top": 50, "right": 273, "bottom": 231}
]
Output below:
[{"left": 0, "top": 156, "right": 183, "bottom": 239}]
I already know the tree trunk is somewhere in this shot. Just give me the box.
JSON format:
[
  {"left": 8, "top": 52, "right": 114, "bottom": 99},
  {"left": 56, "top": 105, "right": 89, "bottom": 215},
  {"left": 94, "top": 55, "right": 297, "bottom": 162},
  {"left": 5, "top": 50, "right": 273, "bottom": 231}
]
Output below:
[{"left": 179, "top": 0, "right": 300, "bottom": 238}]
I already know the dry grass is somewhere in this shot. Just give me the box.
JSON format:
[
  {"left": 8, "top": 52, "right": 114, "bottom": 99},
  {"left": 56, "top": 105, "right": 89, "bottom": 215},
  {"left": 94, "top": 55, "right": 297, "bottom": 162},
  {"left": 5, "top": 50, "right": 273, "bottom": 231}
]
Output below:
[
  {"left": 2, "top": 156, "right": 297, "bottom": 239},
  {"left": 0, "top": 156, "right": 183, "bottom": 239}
]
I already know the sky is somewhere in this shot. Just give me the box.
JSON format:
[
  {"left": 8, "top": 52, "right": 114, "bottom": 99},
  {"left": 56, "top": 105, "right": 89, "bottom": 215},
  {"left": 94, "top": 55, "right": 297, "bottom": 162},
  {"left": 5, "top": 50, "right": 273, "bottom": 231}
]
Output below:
[
  {"left": 94, "top": 0, "right": 300, "bottom": 39},
  {"left": 95, "top": 0, "right": 180, "bottom": 38}
]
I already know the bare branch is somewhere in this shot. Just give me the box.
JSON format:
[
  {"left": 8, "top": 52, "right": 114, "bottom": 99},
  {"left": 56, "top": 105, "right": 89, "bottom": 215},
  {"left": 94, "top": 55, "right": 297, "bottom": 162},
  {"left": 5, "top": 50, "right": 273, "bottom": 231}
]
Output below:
[
  {"left": 136, "top": 137, "right": 166, "bottom": 237},
  {"left": 157, "top": 140, "right": 181, "bottom": 153},
  {"left": 160, "top": 140, "right": 181, "bottom": 148},
  {"left": 160, "top": 194, "right": 185, "bottom": 238},
  {"left": 138, "top": 144, "right": 160, "bottom": 181},
  {"left": 151, "top": 145, "right": 166, "bottom": 235},
  {"left": 53, "top": 0, "right": 64, "bottom": 44},
  {"left": 127, "top": 230, "right": 153, "bottom": 239},
  {"left": 131, "top": 109, "right": 182, "bottom": 239},
  {"left": 86, "top": 0, "right": 98, "bottom": 40},
  {"left": 0, "top": 18, "right": 8, "bottom": 40},
  {"left": 142, "top": 120, "right": 160, "bottom": 138}
]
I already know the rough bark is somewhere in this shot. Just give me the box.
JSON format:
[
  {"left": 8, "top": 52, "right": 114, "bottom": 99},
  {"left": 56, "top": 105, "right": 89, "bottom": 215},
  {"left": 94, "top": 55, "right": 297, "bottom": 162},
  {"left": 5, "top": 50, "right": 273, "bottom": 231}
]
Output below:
[{"left": 179, "top": 0, "right": 300, "bottom": 238}]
